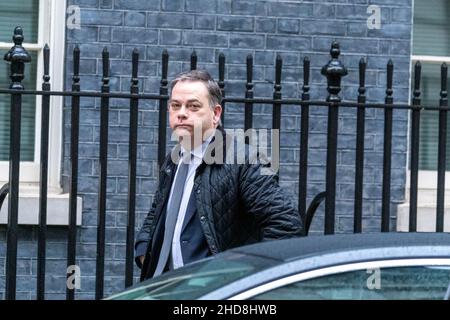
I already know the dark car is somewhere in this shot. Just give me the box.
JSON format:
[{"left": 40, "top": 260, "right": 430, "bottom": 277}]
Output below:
[{"left": 107, "top": 232, "right": 450, "bottom": 300}]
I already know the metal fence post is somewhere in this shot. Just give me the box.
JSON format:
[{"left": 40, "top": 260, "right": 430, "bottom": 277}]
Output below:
[
  {"left": 37, "top": 43, "right": 51, "bottom": 300},
  {"left": 299, "top": 57, "right": 310, "bottom": 230},
  {"left": 125, "top": 48, "right": 140, "bottom": 288},
  {"left": 381, "top": 60, "right": 394, "bottom": 232},
  {"left": 3, "top": 26, "right": 31, "bottom": 300},
  {"left": 321, "top": 42, "right": 347, "bottom": 234},
  {"left": 157, "top": 50, "right": 169, "bottom": 169},
  {"left": 409, "top": 62, "right": 422, "bottom": 232},
  {"left": 95, "top": 47, "right": 110, "bottom": 300},
  {"left": 244, "top": 54, "right": 254, "bottom": 132},
  {"left": 436, "top": 63, "right": 448, "bottom": 232},
  {"left": 67, "top": 45, "right": 80, "bottom": 300},
  {"left": 218, "top": 53, "right": 225, "bottom": 125},
  {"left": 354, "top": 58, "right": 366, "bottom": 233}
]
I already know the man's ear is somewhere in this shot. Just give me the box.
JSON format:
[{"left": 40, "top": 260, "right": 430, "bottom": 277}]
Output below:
[{"left": 213, "top": 104, "right": 222, "bottom": 124}]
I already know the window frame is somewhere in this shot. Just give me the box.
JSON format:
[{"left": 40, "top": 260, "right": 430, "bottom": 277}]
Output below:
[
  {"left": 228, "top": 258, "right": 450, "bottom": 300},
  {"left": 410, "top": 0, "right": 450, "bottom": 187},
  {"left": 0, "top": 0, "right": 66, "bottom": 193},
  {"left": 411, "top": 54, "right": 450, "bottom": 191}
]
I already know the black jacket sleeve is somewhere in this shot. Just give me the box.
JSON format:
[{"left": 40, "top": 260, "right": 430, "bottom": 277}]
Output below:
[
  {"left": 134, "top": 185, "right": 163, "bottom": 268},
  {"left": 239, "top": 160, "right": 303, "bottom": 240}
]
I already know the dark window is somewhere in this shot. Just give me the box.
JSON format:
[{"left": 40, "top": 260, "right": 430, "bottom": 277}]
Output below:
[{"left": 252, "top": 265, "right": 450, "bottom": 300}]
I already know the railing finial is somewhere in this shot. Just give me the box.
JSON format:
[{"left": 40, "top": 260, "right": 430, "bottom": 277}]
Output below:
[
  {"left": 4, "top": 26, "right": 32, "bottom": 90},
  {"left": 321, "top": 41, "right": 347, "bottom": 102}
]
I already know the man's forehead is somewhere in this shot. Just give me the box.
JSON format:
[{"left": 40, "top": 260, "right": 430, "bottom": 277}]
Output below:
[{"left": 172, "top": 80, "right": 208, "bottom": 93}]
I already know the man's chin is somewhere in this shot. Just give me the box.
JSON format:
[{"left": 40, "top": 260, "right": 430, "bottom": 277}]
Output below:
[
  {"left": 174, "top": 128, "right": 192, "bottom": 137},
  {"left": 174, "top": 128, "right": 194, "bottom": 144}
]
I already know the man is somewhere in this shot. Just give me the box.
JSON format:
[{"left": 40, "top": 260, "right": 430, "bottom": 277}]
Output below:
[{"left": 135, "top": 70, "right": 303, "bottom": 280}]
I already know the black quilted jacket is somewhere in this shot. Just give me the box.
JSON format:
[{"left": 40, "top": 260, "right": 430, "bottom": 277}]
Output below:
[{"left": 135, "top": 128, "right": 303, "bottom": 276}]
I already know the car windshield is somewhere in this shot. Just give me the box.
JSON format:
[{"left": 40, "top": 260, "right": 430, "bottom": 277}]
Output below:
[{"left": 108, "top": 252, "right": 277, "bottom": 300}]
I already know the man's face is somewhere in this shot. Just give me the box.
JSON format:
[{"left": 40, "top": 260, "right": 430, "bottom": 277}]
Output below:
[{"left": 169, "top": 80, "right": 221, "bottom": 148}]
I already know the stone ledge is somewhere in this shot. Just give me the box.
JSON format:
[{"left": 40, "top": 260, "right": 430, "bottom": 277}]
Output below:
[
  {"left": 396, "top": 203, "right": 450, "bottom": 232},
  {"left": 0, "top": 193, "right": 82, "bottom": 226}
]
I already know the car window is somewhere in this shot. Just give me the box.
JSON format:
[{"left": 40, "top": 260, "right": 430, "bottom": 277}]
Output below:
[
  {"left": 108, "top": 253, "right": 277, "bottom": 300},
  {"left": 251, "top": 266, "right": 450, "bottom": 300}
]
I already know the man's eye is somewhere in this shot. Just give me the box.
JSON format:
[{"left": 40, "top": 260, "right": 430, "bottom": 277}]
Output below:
[
  {"left": 188, "top": 104, "right": 200, "bottom": 110},
  {"left": 171, "top": 103, "right": 181, "bottom": 109}
]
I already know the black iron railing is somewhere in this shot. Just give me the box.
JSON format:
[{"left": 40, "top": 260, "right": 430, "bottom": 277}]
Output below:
[{"left": 0, "top": 26, "right": 448, "bottom": 300}]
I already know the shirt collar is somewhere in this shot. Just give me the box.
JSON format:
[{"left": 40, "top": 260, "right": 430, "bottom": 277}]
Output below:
[{"left": 180, "top": 130, "right": 215, "bottom": 162}]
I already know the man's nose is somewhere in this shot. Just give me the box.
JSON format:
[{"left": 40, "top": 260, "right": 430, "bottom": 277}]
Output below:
[{"left": 177, "top": 105, "right": 188, "bottom": 119}]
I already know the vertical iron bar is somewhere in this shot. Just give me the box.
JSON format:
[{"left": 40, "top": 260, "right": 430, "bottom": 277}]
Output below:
[
  {"left": 66, "top": 46, "right": 80, "bottom": 300},
  {"left": 436, "top": 63, "right": 447, "bottom": 232},
  {"left": 125, "top": 49, "right": 139, "bottom": 287},
  {"left": 299, "top": 57, "right": 310, "bottom": 232},
  {"left": 381, "top": 60, "right": 394, "bottom": 232},
  {"left": 272, "top": 55, "right": 282, "bottom": 130},
  {"left": 321, "top": 42, "right": 347, "bottom": 235},
  {"left": 6, "top": 92, "right": 21, "bottom": 300},
  {"left": 272, "top": 55, "right": 282, "bottom": 183},
  {"left": 354, "top": 58, "right": 366, "bottom": 233},
  {"left": 4, "top": 27, "right": 31, "bottom": 300},
  {"left": 95, "top": 47, "right": 110, "bottom": 300},
  {"left": 325, "top": 104, "right": 338, "bottom": 234},
  {"left": 218, "top": 53, "right": 225, "bottom": 125},
  {"left": 37, "top": 44, "right": 50, "bottom": 300},
  {"left": 158, "top": 50, "right": 169, "bottom": 169},
  {"left": 244, "top": 54, "right": 253, "bottom": 132},
  {"left": 409, "top": 62, "right": 422, "bottom": 232},
  {"left": 190, "top": 50, "right": 197, "bottom": 70},
  {"left": 5, "top": 86, "right": 21, "bottom": 300}
]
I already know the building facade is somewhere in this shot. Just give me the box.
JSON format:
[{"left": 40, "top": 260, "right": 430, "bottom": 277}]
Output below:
[{"left": 2, "top": 0, "right": 446, "bottom": 299}]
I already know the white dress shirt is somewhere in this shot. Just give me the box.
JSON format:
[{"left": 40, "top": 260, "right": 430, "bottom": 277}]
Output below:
[{"left": 168, "top": 134, "right": 213, "bottom": 269}]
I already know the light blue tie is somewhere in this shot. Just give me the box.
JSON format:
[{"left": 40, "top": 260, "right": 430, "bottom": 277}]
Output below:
[{"left": 153, "top": 158, "right": 190, "bottom": 277}]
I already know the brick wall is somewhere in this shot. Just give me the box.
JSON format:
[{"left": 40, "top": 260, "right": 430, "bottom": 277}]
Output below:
[{"left": 0, "top": 0, "right": 412, "bottom": 299}]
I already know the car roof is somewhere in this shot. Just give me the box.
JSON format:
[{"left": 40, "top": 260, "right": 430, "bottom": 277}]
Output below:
[{"left": 229, "top": 232, "right": 450, "bottom": 262}]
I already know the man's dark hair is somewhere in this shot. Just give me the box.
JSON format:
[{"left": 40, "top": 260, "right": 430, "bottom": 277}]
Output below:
[{"left": 170, "top": 70, "right": 222, "bottom": 108}]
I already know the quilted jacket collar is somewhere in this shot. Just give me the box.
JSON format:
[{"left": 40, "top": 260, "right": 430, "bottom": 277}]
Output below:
[{"left": 160, "top": 126, "right": 230, "bottom": 177}]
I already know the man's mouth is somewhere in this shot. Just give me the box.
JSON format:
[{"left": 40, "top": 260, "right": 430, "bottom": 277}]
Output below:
[{"left": 175, "top": 124, "right": 192, "bottom": 129}]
